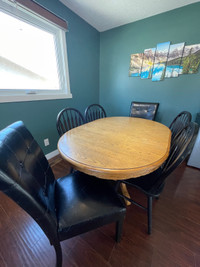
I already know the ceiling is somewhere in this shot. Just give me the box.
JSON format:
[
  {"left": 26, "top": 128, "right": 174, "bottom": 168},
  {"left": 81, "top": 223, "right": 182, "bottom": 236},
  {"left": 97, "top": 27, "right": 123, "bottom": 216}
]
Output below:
[{"left": 59, "top": 0, "right": 199, "bottom": 32}]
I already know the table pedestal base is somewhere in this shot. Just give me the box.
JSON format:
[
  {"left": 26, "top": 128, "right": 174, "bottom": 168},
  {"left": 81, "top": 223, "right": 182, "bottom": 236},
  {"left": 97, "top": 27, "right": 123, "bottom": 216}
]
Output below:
[{"left": 120, "top": 183, "right": 131, "bottom": 206}]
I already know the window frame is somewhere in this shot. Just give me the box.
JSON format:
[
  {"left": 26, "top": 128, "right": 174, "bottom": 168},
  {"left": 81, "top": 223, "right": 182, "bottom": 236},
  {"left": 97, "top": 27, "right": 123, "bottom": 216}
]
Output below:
[{"left": 0, "top": 0, "right": 72, "bottom": 103}]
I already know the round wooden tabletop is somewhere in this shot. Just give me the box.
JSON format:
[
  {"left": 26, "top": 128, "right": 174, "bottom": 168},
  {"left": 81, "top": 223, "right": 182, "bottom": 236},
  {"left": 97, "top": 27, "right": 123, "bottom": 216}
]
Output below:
[{"left": 58, "top": 117, "right": 171, "bottom": 180}]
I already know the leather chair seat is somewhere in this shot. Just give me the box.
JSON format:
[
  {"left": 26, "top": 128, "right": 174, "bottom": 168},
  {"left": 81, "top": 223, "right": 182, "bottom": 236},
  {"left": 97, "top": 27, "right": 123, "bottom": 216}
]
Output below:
[{"left": 55, "top": 171, "right": 125, "bottom": 241}]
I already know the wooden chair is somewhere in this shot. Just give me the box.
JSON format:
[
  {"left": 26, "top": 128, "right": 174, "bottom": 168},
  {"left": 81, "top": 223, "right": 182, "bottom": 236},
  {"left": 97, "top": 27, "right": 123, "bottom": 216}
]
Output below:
[
  {"left": 116, "top": 122, "right": 199, "bottom": 234},
  {"left": 56, "top": 107, "right": 85, "bottom": 136},
  {"left": 169, "top": 111, "right": 192, "bottom": 145},
  {"left": 129, "top": 101, "right": 159, "bottom": 120},
  {"left": 84, "top": 104, "right": 106, "bottom": 123},
  {"left": 0, "top": 121, "right": 126, "bottom": 267}
]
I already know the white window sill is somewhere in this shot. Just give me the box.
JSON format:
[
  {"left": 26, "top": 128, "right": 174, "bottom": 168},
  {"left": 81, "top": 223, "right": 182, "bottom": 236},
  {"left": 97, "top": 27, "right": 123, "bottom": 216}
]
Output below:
[{"left": 0, "top": 93, "right": 72, "bottom": 103}]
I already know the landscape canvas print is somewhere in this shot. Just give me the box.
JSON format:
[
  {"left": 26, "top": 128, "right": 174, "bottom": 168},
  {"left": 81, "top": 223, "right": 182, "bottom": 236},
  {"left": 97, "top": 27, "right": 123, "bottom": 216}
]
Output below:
[
  {"left": 141, "top": 48, "right": 156, "bottom": 79},
  {"left": 129, "top": 53, "right": 144, "bottom": 77},
  {"left": 165, "top": 43, "right": 185, "bottom": 78},
  {"left": 152, "top": 41, "right": 170, "bottom": 81},
  {"left": 129, "top": 41, "right": 200, "bottom": 81},
  {"left": 179, "top": 44, "right": 200, "bottom": 74}
]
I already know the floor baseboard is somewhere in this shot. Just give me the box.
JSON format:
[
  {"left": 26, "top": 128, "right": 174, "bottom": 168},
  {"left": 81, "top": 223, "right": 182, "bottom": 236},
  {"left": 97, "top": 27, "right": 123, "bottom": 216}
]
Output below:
[
  {"left": 46, "top": 149, "right": 62, "bottom": 166},
  {"left": 45, "top": 149, "right": 59, "bottom": 160}
]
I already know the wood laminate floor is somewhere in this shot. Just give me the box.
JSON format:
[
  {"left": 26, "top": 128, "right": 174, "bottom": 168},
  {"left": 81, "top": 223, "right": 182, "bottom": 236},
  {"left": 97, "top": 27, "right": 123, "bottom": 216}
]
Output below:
[{"left": 0, "top": 159, "right": 200, "bottom": 267}]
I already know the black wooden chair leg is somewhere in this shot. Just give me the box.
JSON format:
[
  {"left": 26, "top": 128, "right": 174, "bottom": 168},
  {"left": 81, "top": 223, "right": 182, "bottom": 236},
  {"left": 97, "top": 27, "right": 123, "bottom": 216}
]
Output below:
[
  {"left": 116, "top": 217, "right": 124, "bottom": 242},
  {"left": 53, "top": 241, "right": 62, "bottom": 267},
  {"left": 115, "top": 181, "right": 121, "bottom": 192},
  {"left": 147, "top": 196, "right": 152, "bottom": 235}
]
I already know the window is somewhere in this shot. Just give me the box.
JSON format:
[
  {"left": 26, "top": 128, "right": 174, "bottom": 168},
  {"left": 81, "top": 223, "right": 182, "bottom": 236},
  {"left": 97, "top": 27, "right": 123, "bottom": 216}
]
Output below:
[{"left": 0, "top": 0, "right": 72, "bottom": 102}]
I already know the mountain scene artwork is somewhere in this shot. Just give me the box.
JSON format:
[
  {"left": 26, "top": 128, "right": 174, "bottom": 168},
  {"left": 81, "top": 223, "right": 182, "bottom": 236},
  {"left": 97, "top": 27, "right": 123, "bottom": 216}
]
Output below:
[
  {"left": 140, "top": 48, "right": 156, "bottom": 79},
  {"left": 165, "top": 43, "right": 185, "bottom": 78},
  {"left": 152, "top": 41, "right": 170, "bottom": 81},
  {"left": 180, "top": 44, "right": 200, "bottom": 74},
  {"left": 129, "top": 42, "right": 200, "bottom": 81},
  {"left": 129, "top": 53, "right": 144, "bottom": 77}
]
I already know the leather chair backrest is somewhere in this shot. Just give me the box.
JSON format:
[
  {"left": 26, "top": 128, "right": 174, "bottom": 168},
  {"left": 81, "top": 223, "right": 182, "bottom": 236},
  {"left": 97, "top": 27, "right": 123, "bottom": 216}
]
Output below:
[
  {"left": 0, "top": 121, "right": 57, "bottom": 242},
  {"left": 129, "top": 101, "right": 159, "bottom": 120}
]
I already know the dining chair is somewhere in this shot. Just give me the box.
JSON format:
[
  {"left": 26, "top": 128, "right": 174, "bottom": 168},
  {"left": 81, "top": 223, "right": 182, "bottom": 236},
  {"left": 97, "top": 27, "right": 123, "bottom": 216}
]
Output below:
[
  {"left": 84, "top": 104, "right": 106, "bottom": 123},
  {"left": 116, "top": 121, "right": 199, "bottom": 234},
  {"left": 56, "top": 107, "right": 85, "bottom": 136},
  {"left": 169, "top": 111, "right": 192, "bottom": 145},
  {"left": 0, "top": 121, "right": 126, "bottom": 267},
  {"left": 129, "top": 101, "right": 159, "bottom": 120}
]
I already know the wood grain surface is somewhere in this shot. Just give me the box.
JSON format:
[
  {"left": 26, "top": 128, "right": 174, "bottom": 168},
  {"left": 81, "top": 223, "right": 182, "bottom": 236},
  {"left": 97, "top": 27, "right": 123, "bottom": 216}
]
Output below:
[{"left": 58, "top": 117, "right": 171, "bottom": 180}]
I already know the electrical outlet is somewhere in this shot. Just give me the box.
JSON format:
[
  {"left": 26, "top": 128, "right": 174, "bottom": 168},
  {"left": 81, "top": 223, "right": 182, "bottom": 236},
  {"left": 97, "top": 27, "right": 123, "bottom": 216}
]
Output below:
[{"left": 44, "top": 138, "right": 49, "bottom": 146}]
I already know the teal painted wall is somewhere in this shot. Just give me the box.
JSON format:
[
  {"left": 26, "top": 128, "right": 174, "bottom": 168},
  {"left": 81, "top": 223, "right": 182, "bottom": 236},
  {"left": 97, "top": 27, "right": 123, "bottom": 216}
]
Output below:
[
  {"left": 1, "top": 2, "right": 200, "bottom": 155},
  {"left": 99, "top": 3, "right": 200, "bottom": 126},
  {"left": 0, "top": 0, "right": 100, "bottom": 154}
]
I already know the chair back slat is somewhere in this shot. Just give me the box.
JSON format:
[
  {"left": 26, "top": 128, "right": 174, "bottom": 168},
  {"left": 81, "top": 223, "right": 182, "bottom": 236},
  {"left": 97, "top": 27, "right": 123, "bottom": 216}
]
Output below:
[
  {"left": 85, "top": 104, "right": 106, "bottom": 123},
  {"left": 75, "top": 113, "right": 79, "bottom": 128},
  {"left": 70, "top": 111, "right": 75, "bottom": 129},
  {"left": 63, "top": 114, "right": 69, "bottom": 132},
  {"left": 56, "top": 108, "right": 85, "bottom": 136},
  {"left": 169, "top": 111, "right": 192, "bottom": 143}
]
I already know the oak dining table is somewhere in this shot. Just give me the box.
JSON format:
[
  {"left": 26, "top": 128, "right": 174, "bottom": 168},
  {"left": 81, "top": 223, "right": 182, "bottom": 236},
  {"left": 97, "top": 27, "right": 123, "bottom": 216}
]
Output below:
[{"left": 58, "top": 117, "right": 171, "bottom": 203}]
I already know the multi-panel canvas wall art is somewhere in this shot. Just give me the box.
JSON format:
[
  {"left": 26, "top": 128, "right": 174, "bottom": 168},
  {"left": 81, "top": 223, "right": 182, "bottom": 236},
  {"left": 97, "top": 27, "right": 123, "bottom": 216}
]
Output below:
[{"left": 129, "top": 42, "right": 200, "bottom": 81}]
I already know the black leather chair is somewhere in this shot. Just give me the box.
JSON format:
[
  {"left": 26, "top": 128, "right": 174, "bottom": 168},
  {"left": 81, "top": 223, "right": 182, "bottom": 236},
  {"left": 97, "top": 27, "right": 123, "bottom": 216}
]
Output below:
[
  {"left": 169, "top": 111, "right": 192, "bottom": 145},
  {"left": 56, "top": 107, "right": 85, "bottom": 136},
  {"left": 0, "top": 121, "right": 126, "bottom": 267},
  {"left": 116, "top": 122, "right": 198, "bottom": 234},
  {"left": 84, "top": 104, "right": 106, "bottom": 123},
  {"left": 129, "top": 101, "right": 159, "bottom": 120}
]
